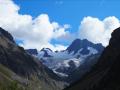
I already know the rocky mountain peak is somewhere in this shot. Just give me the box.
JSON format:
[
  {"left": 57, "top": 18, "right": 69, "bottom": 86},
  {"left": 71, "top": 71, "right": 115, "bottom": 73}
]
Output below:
[
  {"left": 0, "top": 27, "right": 15, "bottom": 43},
  {"left": 109, "top": 27, "right": 120, "bottom": 47},
  {"left": 66, "top": 39, "right": 104, "bottom": 54},
  {"left": 26, "top": 49, "right": 38, "bottom": 55}
]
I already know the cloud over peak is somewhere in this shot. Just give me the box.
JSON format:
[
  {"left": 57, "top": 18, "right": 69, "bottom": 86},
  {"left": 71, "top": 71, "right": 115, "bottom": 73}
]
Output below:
[
  {"left": 79, "top": 16, "right": 120, "bottom": 46},
  {"left": 0, "top": 0, "right": 70, "bottom": 51},
  {"left": 0, "top": 0, "right": 120, "bottom": 51}
]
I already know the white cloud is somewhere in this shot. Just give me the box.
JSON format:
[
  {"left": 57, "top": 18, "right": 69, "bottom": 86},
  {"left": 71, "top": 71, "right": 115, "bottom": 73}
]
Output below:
[
  {"left": 79, "top": 16, "right": 120, "bottom": 46},
  {"left": 52, "top": 22, "right": 71, "bottom": 39},
  {"left": 0, "top": 0, "right": 120, "bottom": 51},
  {"left": 48, "top": 44, "right": 67, "bottom": 51},
  {"left": 0, "top": 0, "right": 70, "bottom": 51}
]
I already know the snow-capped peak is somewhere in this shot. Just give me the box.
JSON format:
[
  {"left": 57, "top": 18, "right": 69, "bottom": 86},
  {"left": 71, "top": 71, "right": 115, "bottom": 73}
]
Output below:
[{"left": 36, "top": 39, "right": 104, "bottom": 77}]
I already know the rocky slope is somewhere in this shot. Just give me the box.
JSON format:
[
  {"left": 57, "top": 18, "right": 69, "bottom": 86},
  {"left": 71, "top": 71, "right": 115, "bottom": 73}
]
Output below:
[
  {"left": 36, "top": 39, "right": 104, "bottom": 84},
  {"left": 0, "top": 27, "right": 66, "bottom": 90},
  {"left": 26, "top": 49, "right": 38, "bottom": 56},
  {"left": 66, "top": 39, "right": 103, "bottom": 55},
  {"left": 64, "top": 27, "right": 120, "bottom": 90}
]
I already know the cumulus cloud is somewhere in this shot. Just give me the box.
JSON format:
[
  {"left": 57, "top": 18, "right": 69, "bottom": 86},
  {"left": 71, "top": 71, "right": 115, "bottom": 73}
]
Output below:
[
  {"left": 0, "top": 0, "right": 70, "bottom": 51},
  {"left": 52, "top": 22, "right": 71, "bottom": 39},
  {"left": 79, "top": 16, "right": 120, "bottom": 46},
  {"left": 0, "top": 0, "right": 120, "bottom": 51}
]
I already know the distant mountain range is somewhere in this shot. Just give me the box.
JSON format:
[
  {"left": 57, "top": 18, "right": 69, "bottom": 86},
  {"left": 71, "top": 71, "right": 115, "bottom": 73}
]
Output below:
[
  {"left": 26, "top": 38, "right": 104, "bottom": 84},
  {"left": 64, "top": 27, "right": 120, "bottom": 90}
]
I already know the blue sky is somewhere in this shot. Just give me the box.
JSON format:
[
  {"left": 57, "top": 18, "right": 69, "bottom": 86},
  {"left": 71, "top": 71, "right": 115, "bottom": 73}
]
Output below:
[
  {"left": 0, "top": 0, "right": 120, "bottom": 50},
  {"left": 14, "top": 0, "right": 120, "bottom": 30},
  {"left": 13, "top": 0, "right": 120, "bottom": 46}
]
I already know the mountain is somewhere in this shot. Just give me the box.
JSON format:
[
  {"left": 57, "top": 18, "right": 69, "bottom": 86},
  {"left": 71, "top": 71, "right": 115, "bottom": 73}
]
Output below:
[
  {"left": 66, "top": 39, "right": 104, "bottom": 55},
  {"left": 0, "top": 27, "right": 15, "bottom": 43},
  {"left": 26, "top": 49, "right": 38, "bottom": 56},
  {"left": 0, "top": 27, "right": 66, "bottom": 90},
  {"left": 38, "top": 48, "right": 53, "bottom": 58},
  {"left": 37, "top": 39, "right": 104, "bottom": 83},
  {"left": 64, "top": 27, "right": 120, "bottom": 90}
]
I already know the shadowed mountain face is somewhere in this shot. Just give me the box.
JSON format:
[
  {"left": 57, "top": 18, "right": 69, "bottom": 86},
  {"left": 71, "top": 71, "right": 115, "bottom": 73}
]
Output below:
[
  {"left": 66, "top": 39, "right": 103, "bottom": 55},
  {"left": 64, "top": 27, "right": 120, "bottom": 90},
  {"left": 0, "top": 27, "right": 43, "bottom": 77},
  {"left": 0, "top": 27, "right": 15, "bottom": 43},
  {"left": 26, "top": 49, "right": 38, "bottom": 56},
  {"left": 0, "top": 27, "right": 66, "bottom": 90}
]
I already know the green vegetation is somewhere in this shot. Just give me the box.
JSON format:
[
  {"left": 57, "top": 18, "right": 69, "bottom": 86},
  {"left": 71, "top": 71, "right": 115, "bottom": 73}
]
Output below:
[
  {"left": 0, "top": 64, "right": 25, "bottom": 90},
  {"left": 0, "top": 81, "right": 25, "bottom": 90}
]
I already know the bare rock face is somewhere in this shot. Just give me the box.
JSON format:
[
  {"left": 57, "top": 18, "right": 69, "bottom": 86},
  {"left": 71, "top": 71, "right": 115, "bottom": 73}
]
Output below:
[
  {"left": 0, "top": 27, "right": 66, "bottom": 90},
  {"left": 26, "top": 49, "right": 38, "bottom": 55},
  {"left": 64, "top": 27, "right": 120, "bottom": 90},
  {"left": 0, "top": 27, "right": 15, "bottom": 43},
  {"left": 0, "top": 27, "right": 41, "bottom": 77},
  {"left": 66, "top": 39, "right": 104, "bottom": 55}
]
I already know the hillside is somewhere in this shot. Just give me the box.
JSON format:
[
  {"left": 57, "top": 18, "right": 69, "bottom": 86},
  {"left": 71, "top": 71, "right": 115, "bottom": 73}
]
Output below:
[
  {"left": 0, "top": 27, "right": 66, "bottom": 90},
  {"left": 64, "top": 27, "right": 120, "bottom": 90}
]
